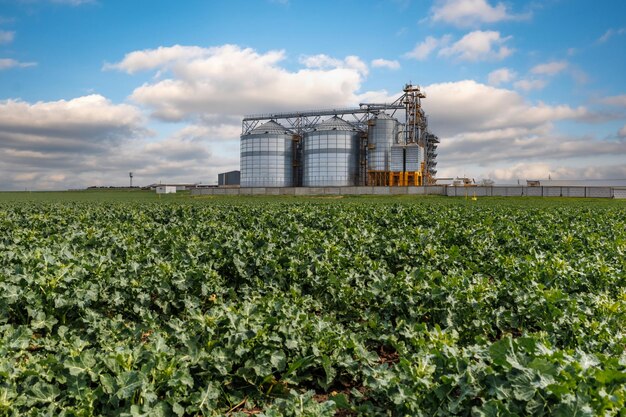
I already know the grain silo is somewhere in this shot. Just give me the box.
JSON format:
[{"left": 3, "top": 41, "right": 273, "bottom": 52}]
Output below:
[
  {"left": 405, "top": 144, "right": 422, "bottom": 172},
  {"left": 367, "top": 113, "right": 398, "bottom": 171},
  {"left": 302, "top": 116, "right": 360, "bottom": 187},
  {"left": 367, "top": 112, "right": 398, "bottom": 182},
  {"left": 240, "top": 120, "right": 294, "bottom": 187},
  {"left": 240, "top": 84, "right": 438, "bottom": 187}
]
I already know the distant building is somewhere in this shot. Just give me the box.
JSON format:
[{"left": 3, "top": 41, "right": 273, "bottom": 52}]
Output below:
[
  {"left": 145, "top": 183, "right": 198, "bottom": 191},
  {"left": 156, "top": 185, "right": 177, "bottom": 194},
  {"left": 218, "top": 170, "right": 240, "bottom": 187}
]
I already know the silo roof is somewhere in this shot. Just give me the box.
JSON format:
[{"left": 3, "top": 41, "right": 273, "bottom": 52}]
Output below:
[
  {"left": 375, "top": 112, "right": 396, "bottom": 121},
  {"left": 249, "top": 120, "right": 291, "bottom": 135},
  {"left": 314, "top": 116, "right": 356, "bottom": 131}
]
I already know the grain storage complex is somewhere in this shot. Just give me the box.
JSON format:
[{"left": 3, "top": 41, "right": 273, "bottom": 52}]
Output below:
[{"left": 240, "top": 84, "right": 439, "bottom": 188}]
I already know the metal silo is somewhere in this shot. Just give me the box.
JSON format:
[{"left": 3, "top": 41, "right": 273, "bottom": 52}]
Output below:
[
  {"left": 303, "top": 116, "right": 360, "bottom": 187},
  {"left": 405, "top": 144, "right": 422, "bottom": 172},
  {"left": 240, "top": 120, "right": 293, "bottom": 187},
  {"left": 390, "top": 146, "right": 404, "bottom": 172},
  {"left": 367, "top": 113, "right": 397, "bottom": 171}
]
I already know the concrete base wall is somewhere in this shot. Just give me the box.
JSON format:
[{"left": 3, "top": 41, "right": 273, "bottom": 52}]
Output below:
[
  {"left": 193, "top": 186, "right": 446, "bottom": 197},
  {"left": 192, "top": 185, "right": 617, "bottom": 198}
]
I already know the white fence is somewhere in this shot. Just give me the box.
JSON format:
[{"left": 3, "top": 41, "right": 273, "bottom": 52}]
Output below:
[{"left": 446, "top": 186, "right": 614, "bottom": 198}]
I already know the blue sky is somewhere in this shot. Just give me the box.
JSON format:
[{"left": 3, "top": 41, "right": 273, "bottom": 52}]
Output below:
[{"left": 0, "top": 0, "right": 625, "bottom": 189}]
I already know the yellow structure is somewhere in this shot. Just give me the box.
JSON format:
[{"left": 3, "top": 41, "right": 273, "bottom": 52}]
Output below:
[{"left": 367, "top": 171, "right": 423, "bottom": 186}]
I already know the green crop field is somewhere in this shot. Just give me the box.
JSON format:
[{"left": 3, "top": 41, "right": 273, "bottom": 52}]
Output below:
[{"left": 0, "top": 192, "right": 625, "bottom": 416}]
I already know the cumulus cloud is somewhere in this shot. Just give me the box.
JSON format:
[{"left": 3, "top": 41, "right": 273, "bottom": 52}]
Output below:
[
  {"left": 172, "top": 118, "right": 242, "bottom": 143},
  {"left": 1, "top": 136, "right": 236, "bottom": 191},
  {"left": 420, "top": 79, "right": 626, "bottom": 181},
  {"left": 404, "top": 35, "right": 452, "bottom": 60},
  {"left": 371, "top": 58, "right": 400, "bottom": 70},
  {"left": 513, "top": 78, "right": 548, "bottom": 91},
  {"left": 430, "top": 0, "right": 526, "bottom": 28},
  {"left": 601, "top": 95, "right": 626, "bottom": 107},
  {"left": 0, "top": 95, "right": 145, "bottom": 143},
  {"left": 483, "top": 163, "right": 626, "bottom": 183},
  {"left": 0, "top": 58, "right": 37, "bottom": 70},
  {"left": 439, "top": 31, "right": 513, "bottom": 61},
  {"left": 422, "top": 80, "right": 626, "bottom": 181},
  {"left": 300, "top": 54, "right": 368, "bottom": 76},
  {"left": 104, "top": 45, "right": 216, "bottom": 74},
  {"left": 0, "top": 30, "right": 15, "bottom": 44},
  {"left": 108, "top": 44, "right": 369, "bottom": 121},
  {"left": 487, "top": 67, "right": 516, "bottom": 86},
  {"left": 424, "top": 80, "right": 587, "bottom": 137},
  {"left": 487, "top": 163, "right": 571, "bottom": 181},
  {"left": 0, "top": 95, "right": 153, "bottom": 190},
  {"left": 0, "top": 94, "right": 242, "bottom": 190},
  {"left": 405, "top": 31, "right": 513, "bottom": 62},
  {"left": 531, "top": 60, "right": 568, "bottom": 76}
]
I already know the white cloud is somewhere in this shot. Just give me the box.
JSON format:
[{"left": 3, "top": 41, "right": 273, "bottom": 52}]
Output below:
[
  {"left": 487, "top": 67, "right": 516, "bottom": 86},
  {"left": 0, "top": 95, "right": 157, "bottom": 190},
  {"left": 485, "top": 163, "right": 626, "bottom": 182},
  {"left": 104, "top": 45, "right": 212, "bottom": 74},
  {"left": 530, "top": 60, "right": 568, "bottom": 76},
  {"left": 172, "top": 120, "right": 241, "bottom": 143},
  {"left": 300, "top": 54, "right": 368, "bottom": 76},
  {"left": 425, "top": 80, "right": 587, "bottom": 137},
  {"left": 430, "top": 0, "right": 525, "bottom": 28},
  {"left": 0, "top": 95, "right": 146, "bottom": 144},
  {"left": 406, "top": 32, "right": 513, "bottom": 62},
  {"left": 439, "top": 30, "right": 513, "bottom": 62},
  {"left": 108, "top": 44, "right": 369, "bottom": 121},
  {"left": 298, "top": 54, "right": 341, "bottom": 68},
  {"left": 601, "top": 95, "right": 626, "bottom": 107},
  {"left": 404, "top": 35, "right": 452, "bottom": 60},
  {"left": 487, "top": 163, "right": 571, "bottom": 181},
  {"left": 619, "top": 125, "right": 626, "bottom": 138},
  {"left": 371, "top": 58, "right": 400, "bottom": 70},
  {"left": 0, "top": 58, "right": 37, "bottom": 70},
  {"left": 0, "top": 94, "right": 243, "bottom": 190},
  {"left": 597, "top": 27, "right": 626, "bottom": 44},
  {"left": 0, "top": 30, "right": 15, "bottom": 44},
  {"left": 421, "top": 80, "right": 626, "bottom": 181},
  {"left": 513, "top": 78, "right": 548, "bottom": 91}
]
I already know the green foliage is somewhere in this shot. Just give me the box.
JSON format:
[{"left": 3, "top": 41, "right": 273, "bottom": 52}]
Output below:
[{"left": 0, "top": 198, "right": 624, "bottom": 415}]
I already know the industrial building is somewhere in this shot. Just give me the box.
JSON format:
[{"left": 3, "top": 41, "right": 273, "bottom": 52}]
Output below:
[
  {"left": 240, "top": 84, "right": 439, "bottom": 188},
  {"left": 218, "top": 170, "right": 240, "bottom": 187}
]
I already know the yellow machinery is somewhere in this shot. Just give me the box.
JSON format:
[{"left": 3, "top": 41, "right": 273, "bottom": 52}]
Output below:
[
  {"left": 366, "top": 171, "right": 423, "bottom": 186},
  {"left": 389, "top": 171, "right": 422, "bottom": 186}
]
